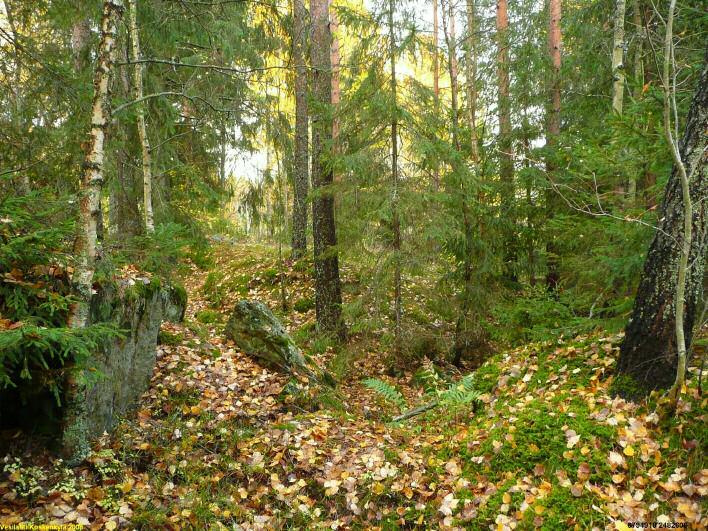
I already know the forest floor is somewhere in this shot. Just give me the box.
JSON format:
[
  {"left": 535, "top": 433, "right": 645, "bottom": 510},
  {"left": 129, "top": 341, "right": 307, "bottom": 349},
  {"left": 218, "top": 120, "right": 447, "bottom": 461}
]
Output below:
[{"left": 0, "top": 243, "right": 706, "bottom": 530}]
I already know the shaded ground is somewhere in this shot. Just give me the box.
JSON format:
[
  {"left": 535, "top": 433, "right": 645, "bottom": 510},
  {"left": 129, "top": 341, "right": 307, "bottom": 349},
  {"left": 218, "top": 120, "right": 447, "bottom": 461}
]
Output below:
[{"left": 0, "top": 243, "right": 705, "bottom": 530}]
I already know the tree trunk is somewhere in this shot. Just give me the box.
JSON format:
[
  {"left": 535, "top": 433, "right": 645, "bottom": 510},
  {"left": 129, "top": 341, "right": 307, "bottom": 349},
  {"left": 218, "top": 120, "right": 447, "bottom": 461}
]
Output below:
[
  {"left": 71, "top": 18, "right": 92, "bottom": 72},
  {"left": 310, "top": 0, "right": 345, "bottom": 339},
  {"left": 128, "top": 0, "right": 154, "bottom": 234},
  {"left": 388, "top": 0, "right": 402, "bottom": 354},
  {"left": 433, "top": 0, "right": 439, "bottom": 101},
  {"left": 291, "top": 0, "right": 309, "bottom": 259},
  {"left": 3, "top": 0, "right": 30, "bottom": 196},
  {"left": 617, "top": 59, "right": 707, "bottom": 394},
  {"left": 64, "top": 0, "right": 124, "bottom": 464},
  {"left": 432, "top": 0, "right": 440, "bottom": 190},
  {"left": 496, "top": 0, "right": 515, "bottom": 283},
  {"left": 465, "top": 0, "right": 479, "bottom": 163},
  {"left": 611, "top": 0, "right": 627, "bottom": 114},
  {"left": 331, "top": 4, "right": 341, "bottom": 170},
  {"left": 443, "top": 2, "right": 475, "bottom": 365},
  {"left": 545, "top": 0, "right": 562, "bottom": 291},
  {"left": 220, "top": 121, "right": 227, "bottom": 188}
]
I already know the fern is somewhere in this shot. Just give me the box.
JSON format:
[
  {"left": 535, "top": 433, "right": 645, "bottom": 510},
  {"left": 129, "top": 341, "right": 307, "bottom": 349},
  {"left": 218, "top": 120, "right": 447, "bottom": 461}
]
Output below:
[
  {"left": 437, "top": 374, "right": 480, "bottom": 408},
  {"left": 363, "top": 378, "right": 407, "bottom": 410}
]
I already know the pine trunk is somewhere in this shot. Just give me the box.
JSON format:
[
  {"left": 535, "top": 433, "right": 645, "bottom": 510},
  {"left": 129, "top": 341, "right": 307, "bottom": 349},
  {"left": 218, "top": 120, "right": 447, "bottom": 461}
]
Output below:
[
  {"left": 389, "top": 0, "right": 402, "bottom": 354},
  {"left": 291, "top": 0, "right": 309, "bottom": 259},
  {"left": 64, "top": 0, "right": 124, "bottom": 463},
  {"left": 310, "top": 0, "right": 345, "bottom": 339},
  {"left": 3, "top": 0, "right": 30, "bottom": 195},
  {"left": 465, "top": 0, "right": 479, "bottom": 163},
  {"left": 128, "top": 0, "right": 154, "bottom": 234},
  {"left": 496, "top": 0, "right": 515, "bottom": 283},
  {"left": 545, "top": 0, "right": 562, "bottom": 291},
  {"left": 617, "top": 60, "right": 707, "bottom": 393}
]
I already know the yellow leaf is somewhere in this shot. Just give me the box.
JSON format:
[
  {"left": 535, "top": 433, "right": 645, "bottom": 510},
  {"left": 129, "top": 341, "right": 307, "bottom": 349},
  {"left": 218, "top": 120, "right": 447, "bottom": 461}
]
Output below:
[
  {"left": 623, "top": 446, "right": 635, "bottom": 457},
  {"left": 372, "top": 482, "right": 385, "bottom": 495},
  {"left": 503, "top": 492, "right": 511, "bottom": 504},
  {"left": 105, "top": 521, "right": 118, "bottom": 531},
  {"left": 615, "top": 522, "right": 631, "bottom": 531},
  {"left": 534, "top": 505, "right": 545, "bottom": 515}
]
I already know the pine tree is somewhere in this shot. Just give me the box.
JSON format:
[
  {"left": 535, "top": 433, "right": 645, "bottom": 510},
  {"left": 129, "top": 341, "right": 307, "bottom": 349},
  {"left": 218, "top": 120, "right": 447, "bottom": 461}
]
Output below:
[
  {"left": 310, "top": 0, "right": 345, "bottom": 339},
  {"left": 545, "top": 0, "right": 561, "bottom": 291},
  {"left": 496, "top": 0, "right": 516, "bottom": 283},
  {"left": 617, "top": 35, "right": 707, "bottom": 396},
  {"left": 291, "top": 0, "right": 309, "bottom": 258}
]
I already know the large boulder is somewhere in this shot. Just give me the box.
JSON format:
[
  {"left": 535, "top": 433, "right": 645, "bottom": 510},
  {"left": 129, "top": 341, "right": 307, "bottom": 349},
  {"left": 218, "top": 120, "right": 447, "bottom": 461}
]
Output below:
[
  {"left": 225, "top": 300, "right": 334, "bottom": 386},
  {"left": 82, "top": 278, "right": 186, "bottom": 438}
]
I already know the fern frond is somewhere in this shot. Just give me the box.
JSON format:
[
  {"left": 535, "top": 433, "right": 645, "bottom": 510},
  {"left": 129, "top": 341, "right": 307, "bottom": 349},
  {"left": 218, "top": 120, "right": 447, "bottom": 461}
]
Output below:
[{"left": 363, "top": 378, "right": 407, "bottom": 410}]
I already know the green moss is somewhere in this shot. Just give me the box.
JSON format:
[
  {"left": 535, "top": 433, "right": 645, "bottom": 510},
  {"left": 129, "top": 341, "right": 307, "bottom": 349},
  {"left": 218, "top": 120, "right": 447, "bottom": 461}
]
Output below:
[
  {"left": 170, "top": 283, "right": 187, "bottom": 309},
  {"left": 158, "top": 330, "right": 184, "bottom": 346},
  {"left": 196, "top": 309, "right": 221, "bottom": 324},
  {"left": 293, "top": 297, "right": 315, "bottom": 313},
  {"left": 609, "top": 374, "right": 644, "bottom": 400}
]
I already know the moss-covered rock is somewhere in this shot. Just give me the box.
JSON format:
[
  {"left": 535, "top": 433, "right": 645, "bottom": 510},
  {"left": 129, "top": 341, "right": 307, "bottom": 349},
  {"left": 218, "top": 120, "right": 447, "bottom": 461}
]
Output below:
[
  {"left": 78, "top": 278, "right": 186, "bottom": 446},
  {"left": 225, "top": 300, "right": 334, "bottom": 386}
]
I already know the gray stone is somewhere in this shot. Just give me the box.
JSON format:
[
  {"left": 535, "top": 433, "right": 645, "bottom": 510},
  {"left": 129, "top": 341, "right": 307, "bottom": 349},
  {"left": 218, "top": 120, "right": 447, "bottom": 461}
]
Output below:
[
  {"left": 83, "top": 279, "right": 186, "bottom": 438},
  {"left": 225, "top": 300, "right": 334, "bottom": 386}
]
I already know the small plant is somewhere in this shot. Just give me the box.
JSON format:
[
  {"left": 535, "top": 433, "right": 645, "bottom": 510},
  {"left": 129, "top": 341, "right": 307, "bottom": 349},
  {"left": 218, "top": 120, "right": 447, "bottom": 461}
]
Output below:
[
  {"left": 50, "top": 459, "right": 86, "bottom": 500},
  {"left": 365, "top": 364, "right": 480, "bottom": 420},
  {"left": 2, "top": 456, "right": 46, "bottom": 498},
  {"left": 90, "top": 449, "right": 123, "bottom": 481}
]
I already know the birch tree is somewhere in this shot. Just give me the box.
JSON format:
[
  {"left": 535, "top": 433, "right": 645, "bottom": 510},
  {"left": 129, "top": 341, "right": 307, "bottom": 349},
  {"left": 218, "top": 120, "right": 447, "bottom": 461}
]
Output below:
[
  {"left": 64, "top": 0, "right": 124, "bottom": 463},
  {"left": 465, "top": 0, "right": 480, "bottom": 162},
  {"left": 611, "top": 0, "right": 627, "bottom": 114},
  {"left": 128, "top": 0, "right": 154, "bottom": 233}
]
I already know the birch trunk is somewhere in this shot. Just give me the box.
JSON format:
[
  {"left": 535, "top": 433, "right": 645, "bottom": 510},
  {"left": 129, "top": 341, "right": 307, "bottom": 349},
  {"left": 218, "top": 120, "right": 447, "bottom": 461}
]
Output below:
[
  {"left": 64, "top": 0, "right": 123, "bottom": 464},
  {"left": 612, "top": 0, "right": 627, "bottom": 114},
  {"left": 291, "top": 0, "right": 309, "bottom": 258},
  {"left": 128, "top": 0, "right": 154, "bottom": 234}
]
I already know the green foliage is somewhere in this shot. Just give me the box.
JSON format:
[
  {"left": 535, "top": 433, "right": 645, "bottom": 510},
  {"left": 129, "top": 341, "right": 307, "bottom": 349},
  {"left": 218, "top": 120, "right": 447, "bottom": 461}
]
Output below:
[
  {"left": 2, "top": 457, "right": 46, "bottom": 499},
  {"left": 362, "top": 378, "right": 407, "bottom": 411},
  {"left": 490, "top": 287, "right": 597, "bottom": 345},
  {"left": 0, "top": 193, "right": 121, "bottom": 403}
]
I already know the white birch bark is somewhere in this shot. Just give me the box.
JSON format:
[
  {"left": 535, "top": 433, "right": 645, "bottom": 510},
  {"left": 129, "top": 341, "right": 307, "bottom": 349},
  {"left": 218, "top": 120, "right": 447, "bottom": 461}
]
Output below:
[{"left": 128, "top": 0, "right": 154, "bottom": 233}]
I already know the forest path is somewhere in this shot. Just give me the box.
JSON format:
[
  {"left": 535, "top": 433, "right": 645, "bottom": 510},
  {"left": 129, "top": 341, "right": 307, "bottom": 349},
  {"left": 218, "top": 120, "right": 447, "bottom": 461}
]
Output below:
[{"left": 1, "top": 243, "right": 704, "bottom": 529}]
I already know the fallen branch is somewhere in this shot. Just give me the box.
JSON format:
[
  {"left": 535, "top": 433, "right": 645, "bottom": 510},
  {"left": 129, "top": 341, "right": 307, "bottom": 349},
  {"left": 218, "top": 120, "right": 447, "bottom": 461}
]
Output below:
[{"left": 392, "top": 400, "right": 438, "bottom": 422}]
